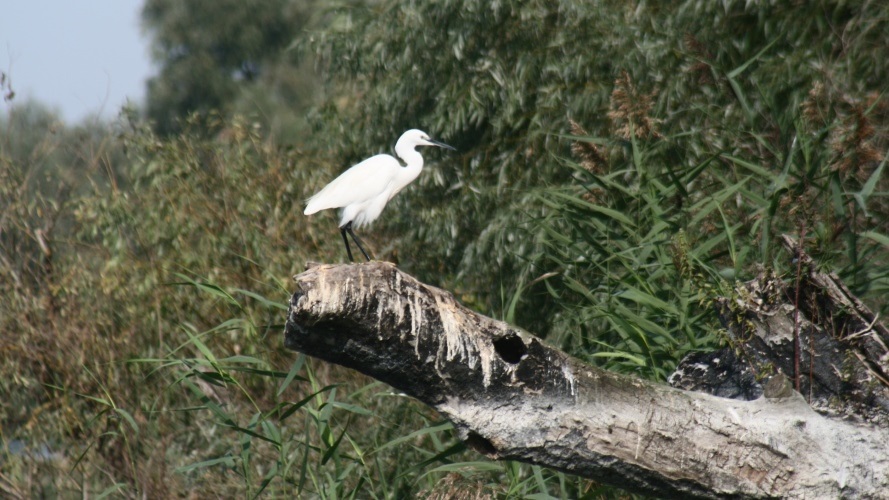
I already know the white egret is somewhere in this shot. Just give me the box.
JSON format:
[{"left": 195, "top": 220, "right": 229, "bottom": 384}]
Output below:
[{"left": 304, "top": 129, "right": 456, "bottom": 262}]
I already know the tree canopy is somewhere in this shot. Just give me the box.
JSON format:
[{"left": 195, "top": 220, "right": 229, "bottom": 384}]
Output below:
[{"left": 141, "top": 0, "right": 318, "bottom": 136}]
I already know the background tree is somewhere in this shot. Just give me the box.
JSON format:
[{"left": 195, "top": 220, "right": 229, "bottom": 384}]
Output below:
[{"left": 142, "top": 0, "right": 319, "bottom": 137}]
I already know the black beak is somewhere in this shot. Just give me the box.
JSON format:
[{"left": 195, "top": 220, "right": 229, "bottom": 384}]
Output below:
[{"left": 429, "top": 138, "right": 457, "bottom": 151}]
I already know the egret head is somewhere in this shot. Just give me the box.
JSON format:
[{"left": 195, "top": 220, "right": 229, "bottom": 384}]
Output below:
[{"left": 397, "top": 129, "right": 457, "bottom": 151}]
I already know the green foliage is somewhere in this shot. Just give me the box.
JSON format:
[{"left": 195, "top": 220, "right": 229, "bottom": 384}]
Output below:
[
  {"left": 533, "top": 63, "right": 889, "bottom": 378},
  {"left": 142, "top": 0, "right": 320, "bottom": 137},
  {"left": 534, "top": 143, "right": 731, "bottom": 379},
  {"left": 1, "top": 110, "right": 319, "bottom": 496},
  {"left": 2, "top": 0, "right": 888, "bottom": 498}
]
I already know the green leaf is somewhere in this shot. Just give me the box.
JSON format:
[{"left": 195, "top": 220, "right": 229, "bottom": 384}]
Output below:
[
  {"left": 175, "top": 455, "right": 236, "bottom": 474},
  {"left": 277, "top": 355, "right": 306, "bottom": 397},
  {"left": 854, "top": 154, "right": 887, "bottom": 215},
  {"left": 225, "top": 421, "right": 279, "bottom": 447},
  {"left": 219, "top": 355, "right": 266, "bottom": 365},
  {"left": 590, "top": 351, "right": 647, "bottom": 366},
  {"left": 234, "top": 288, "right": 289, "bottom": 311},
  {"left": 181, "top": 326, "right": 219, "bottom": 365},
  {"left": 321, "top": 424, "right": 350, "bottom": 465},
  {"left": 179, "top": 372, "right": 231, "bottom": 414},
  {"left": 278, "top": 385, "right": 339, "bottom": 421},
  {"left": 615, "top": 286, "right": 679, "bottom": 315},
  {"left": 114, "top": 408, "right": 139, "bottom": 434},
  {"left": 421, "top": 461, "right": 504, "bottom": 478},
  {"left": 727, "top": 37, "right": 780, "bottom": 79},
  {"left": 95, "top": 483, "right": 128, "bottom": 499},
  {"left": 545, "top": 190, "right": 636, "bottom": 227},
  {"left": 373, "top": 422, "right": 453, "bottom": 454},
  {"left": 688, "top": 178, "right": 749, "bottom": 230},
  {"left": 861, "top": 231, "right": 889, "bottom": 249},
  {"left": 721, "top": 155, "right": 775, "bottom": 180},
  {"left": 329, "top": 401, "right": 374, "bottom": 416},
  {"left": 169, "top": 272, "right": 240, "bottom": 307},
  {"left": 253, "top": 461, "right": 279, "bottom": 500}
]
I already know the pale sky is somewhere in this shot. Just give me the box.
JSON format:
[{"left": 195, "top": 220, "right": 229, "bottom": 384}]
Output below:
[{"left": 1, "top": 0, "right": 154, "bottom": 124}]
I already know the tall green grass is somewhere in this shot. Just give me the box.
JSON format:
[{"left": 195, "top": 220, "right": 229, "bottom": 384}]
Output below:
[{"left": 528, "top": 54, "right": 888, "bottom": 381}]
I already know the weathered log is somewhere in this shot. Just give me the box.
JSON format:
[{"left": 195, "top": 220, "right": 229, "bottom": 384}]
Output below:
[{"left": 284, "top": 261, "right": 889, "bottom": 498}]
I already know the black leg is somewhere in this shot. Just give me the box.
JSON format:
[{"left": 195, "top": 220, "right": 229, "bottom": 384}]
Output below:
[
  {"left": 345, "top": 224, "right": 372, "bottom": 261},
  {"left": 340, "top": 226, "right": 355, "bottom": 262}
]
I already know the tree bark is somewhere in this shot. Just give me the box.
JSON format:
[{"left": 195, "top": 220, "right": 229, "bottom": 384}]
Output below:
[
  {"left": 284, "top": 259, "right": 889, "bottom": 498},
  {"left": 671, "top": 236, "right": 889, "bottom": 426}
]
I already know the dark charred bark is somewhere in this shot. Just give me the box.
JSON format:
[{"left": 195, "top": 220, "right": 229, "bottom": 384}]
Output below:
[{"left": 671, "top": 236, "right": 889, "bottom": 426}]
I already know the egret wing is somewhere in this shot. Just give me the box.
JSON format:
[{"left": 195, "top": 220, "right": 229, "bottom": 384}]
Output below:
[{"left": 304, "top": 154, "right": 400, "bottom": 214}]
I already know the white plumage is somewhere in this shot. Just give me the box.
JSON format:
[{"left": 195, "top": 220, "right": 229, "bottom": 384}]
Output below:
[{"left": 304, "top": 129, "right": 455, "bottom": 261}]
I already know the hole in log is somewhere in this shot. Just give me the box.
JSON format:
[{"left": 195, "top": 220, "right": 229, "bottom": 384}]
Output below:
[
  {"left": 493, "top": 333, "right": 527, "bottom": 364},
  {"left": 466, "top": 431, "right": 497, "bottom": 456}
]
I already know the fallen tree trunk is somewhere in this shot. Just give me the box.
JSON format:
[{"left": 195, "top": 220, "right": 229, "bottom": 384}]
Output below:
[{"left": 284, "top": 259, "right": 889, "bottom": 498}]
